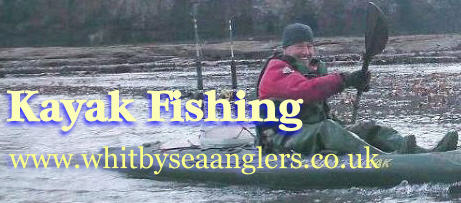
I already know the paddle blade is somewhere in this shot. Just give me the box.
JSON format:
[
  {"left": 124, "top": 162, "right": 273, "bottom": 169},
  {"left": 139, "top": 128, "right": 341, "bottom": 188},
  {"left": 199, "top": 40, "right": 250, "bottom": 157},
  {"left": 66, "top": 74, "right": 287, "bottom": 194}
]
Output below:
[{"left": 365, "top": 2, "right": 389, "bottom": 57}]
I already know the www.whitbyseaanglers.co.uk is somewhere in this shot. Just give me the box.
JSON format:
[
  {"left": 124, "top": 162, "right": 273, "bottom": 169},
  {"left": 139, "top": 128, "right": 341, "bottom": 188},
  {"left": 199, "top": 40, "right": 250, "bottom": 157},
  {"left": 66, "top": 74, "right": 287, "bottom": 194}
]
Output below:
[{"left": 7, "top": 146, "right": 391, "bottom": 175}]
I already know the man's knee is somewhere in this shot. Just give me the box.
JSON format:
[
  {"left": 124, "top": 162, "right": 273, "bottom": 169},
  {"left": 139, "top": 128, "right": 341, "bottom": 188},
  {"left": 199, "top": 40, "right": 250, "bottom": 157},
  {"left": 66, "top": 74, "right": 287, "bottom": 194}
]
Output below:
[{"left": 345, "top": 120, "right": 380, "bottom": 140}]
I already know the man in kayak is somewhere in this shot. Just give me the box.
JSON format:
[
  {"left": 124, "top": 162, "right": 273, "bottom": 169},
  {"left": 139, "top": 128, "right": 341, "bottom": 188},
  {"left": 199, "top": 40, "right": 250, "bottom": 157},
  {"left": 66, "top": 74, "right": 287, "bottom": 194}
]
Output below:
[{"left": 256, "top": 23, "right": 458, "bottom": 155}]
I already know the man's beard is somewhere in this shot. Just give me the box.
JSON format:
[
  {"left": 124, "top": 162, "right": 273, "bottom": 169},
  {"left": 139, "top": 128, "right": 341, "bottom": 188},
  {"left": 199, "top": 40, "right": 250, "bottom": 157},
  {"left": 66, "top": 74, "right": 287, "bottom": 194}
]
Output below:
[{"left": 296, "top": 55, "right": 312, "bottom": 65}]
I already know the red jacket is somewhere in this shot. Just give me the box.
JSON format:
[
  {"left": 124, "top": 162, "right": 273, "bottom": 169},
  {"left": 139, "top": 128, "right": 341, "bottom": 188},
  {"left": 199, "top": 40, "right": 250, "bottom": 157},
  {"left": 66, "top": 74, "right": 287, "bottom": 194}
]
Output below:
[{"left": 258, "top": 59, "right": 344, "bottom": 103}]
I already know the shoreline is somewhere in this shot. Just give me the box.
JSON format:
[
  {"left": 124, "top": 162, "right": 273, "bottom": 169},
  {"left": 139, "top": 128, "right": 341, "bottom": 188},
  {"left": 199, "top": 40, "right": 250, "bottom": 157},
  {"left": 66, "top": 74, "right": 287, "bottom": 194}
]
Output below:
[{"left": 0, "top": 34, "right": 460, "bottom": 76}]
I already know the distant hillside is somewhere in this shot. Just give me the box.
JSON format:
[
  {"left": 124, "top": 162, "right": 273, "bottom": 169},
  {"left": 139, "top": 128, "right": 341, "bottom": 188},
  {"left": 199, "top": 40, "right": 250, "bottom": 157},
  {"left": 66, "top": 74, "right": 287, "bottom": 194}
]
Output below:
[{"left": 0, "top": 0, "right": 460, "bottom": 47}]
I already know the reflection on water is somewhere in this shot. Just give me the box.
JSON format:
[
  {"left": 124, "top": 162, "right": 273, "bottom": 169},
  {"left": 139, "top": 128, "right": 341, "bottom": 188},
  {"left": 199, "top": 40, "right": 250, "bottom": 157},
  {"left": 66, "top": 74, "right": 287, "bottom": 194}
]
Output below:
[{"left": 1, "top": 63, "right": 460, "bottom": 202}]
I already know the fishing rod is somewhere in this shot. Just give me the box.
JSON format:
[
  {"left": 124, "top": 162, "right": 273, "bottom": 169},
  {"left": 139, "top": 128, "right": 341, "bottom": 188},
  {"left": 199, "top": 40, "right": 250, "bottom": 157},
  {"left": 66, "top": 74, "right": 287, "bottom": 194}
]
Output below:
[
  {"left": 229, "top": 18, "right": 238, "bottom": 94},
  {"left": 191, "top": 2, "right": 207, "bottom": 141},
  {"left": 192, "top": 3, "right": 204, "bottom": 96}
]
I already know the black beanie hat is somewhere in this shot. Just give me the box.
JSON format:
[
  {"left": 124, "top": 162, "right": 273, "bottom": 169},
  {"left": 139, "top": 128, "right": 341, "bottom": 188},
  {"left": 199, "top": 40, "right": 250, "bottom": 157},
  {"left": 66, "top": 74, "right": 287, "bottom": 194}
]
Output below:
[{"left": 282, "top": 23, "right": 314, "bottom": 48}]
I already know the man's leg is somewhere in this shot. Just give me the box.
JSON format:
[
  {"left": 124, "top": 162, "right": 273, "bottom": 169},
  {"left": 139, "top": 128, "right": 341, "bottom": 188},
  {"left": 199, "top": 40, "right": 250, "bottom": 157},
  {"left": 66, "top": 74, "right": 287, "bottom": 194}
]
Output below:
[
  {"left": 346, "top": 120, "right": 406, "bottom": 152},
  {"left": 270, "top": 122, "right": 323, "bottom": 155},
  {"left": 318, "top": 119, "right": 385, "bottom": 154},
  {"left": 347, "top": 120, "right": 458, "bottom": 153},
  {"left": 270, "top": 120, "right": 385, "bottom": 155}
]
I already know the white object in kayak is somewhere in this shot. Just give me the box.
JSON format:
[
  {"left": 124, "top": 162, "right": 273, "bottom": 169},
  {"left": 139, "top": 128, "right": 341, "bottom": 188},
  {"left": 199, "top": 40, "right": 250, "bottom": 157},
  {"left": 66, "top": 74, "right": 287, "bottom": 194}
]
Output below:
[{"left": 200, "top": 126, "right": 255, "bottom": 148}]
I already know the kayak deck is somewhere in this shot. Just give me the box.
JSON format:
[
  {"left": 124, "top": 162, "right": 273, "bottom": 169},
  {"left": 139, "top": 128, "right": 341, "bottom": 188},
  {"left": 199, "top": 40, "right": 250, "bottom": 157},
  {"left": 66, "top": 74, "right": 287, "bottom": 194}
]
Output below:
[{"left": 104, "top": 144, "right": 461, "bottom": 189}]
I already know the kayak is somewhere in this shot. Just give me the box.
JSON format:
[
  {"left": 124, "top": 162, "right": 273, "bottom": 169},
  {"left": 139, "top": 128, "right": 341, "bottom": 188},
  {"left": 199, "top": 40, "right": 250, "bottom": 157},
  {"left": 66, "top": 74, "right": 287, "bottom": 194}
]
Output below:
[{"left": 103, "top": 142, "right": 461, "bottom": 189}]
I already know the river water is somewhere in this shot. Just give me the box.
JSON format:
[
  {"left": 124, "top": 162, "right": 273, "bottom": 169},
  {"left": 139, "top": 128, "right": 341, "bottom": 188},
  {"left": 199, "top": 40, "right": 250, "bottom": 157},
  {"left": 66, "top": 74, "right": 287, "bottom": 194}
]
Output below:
[{"left": 1, "top": 63, "right": 460, "bottom": 202}]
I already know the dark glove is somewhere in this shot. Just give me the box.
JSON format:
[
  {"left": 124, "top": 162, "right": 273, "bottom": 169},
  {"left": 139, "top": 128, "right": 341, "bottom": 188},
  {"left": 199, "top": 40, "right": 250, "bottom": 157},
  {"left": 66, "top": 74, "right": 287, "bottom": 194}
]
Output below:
[{"left": 342, "top": 70, "right": 371, "bottom": 91}]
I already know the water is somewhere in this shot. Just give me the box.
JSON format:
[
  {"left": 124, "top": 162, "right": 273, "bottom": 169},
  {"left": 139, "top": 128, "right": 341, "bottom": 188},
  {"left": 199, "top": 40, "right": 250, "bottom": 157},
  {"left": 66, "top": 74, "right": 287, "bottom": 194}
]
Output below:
[{"left": 1, "top": 63, "right": 460, "bottom": 202}]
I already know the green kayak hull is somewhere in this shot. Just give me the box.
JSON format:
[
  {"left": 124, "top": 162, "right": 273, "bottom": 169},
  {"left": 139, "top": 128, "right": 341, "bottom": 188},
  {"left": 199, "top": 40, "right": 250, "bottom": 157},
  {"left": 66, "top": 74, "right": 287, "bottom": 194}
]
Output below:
[{"left": 104, "top": 145, "right": 461, "bottom": 189}]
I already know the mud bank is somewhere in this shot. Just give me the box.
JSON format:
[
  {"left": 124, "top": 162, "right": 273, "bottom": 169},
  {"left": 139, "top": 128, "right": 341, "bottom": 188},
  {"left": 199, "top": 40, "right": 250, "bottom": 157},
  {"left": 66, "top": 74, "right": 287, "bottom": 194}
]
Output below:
[{"left": 0, "top": 34, "right": 460, "bottom": 77}]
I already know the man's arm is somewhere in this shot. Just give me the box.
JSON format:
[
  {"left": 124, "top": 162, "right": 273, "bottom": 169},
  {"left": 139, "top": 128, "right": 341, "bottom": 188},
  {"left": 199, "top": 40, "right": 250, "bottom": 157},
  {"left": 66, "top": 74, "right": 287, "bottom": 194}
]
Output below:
[{"left": 258, "top": 59, "right": 344, "bottom": 103}]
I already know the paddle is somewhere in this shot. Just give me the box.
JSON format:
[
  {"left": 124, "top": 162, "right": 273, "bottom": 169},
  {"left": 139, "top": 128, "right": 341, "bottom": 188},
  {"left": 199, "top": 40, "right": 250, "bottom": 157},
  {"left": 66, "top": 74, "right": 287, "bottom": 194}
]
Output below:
[{"left": 351, "top": 2, "right": 389, "bottom": 123}]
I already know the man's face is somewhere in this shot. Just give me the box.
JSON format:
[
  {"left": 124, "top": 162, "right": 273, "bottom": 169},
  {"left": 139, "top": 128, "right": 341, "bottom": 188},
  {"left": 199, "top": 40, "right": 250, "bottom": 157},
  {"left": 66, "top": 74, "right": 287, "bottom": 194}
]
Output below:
[{"left": 283, "top": 42, "right": 315, "bottom": 62}]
